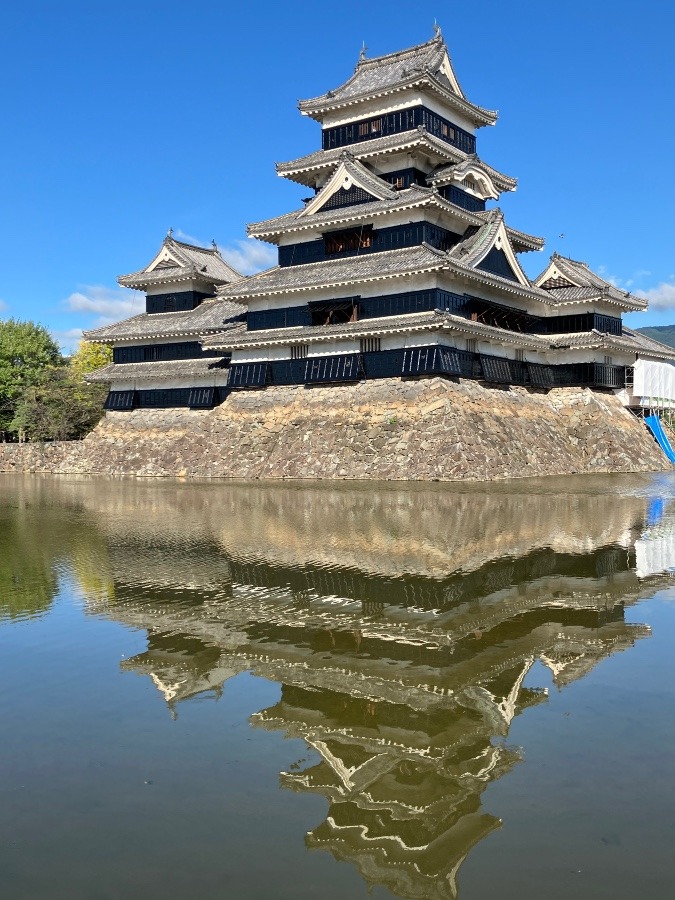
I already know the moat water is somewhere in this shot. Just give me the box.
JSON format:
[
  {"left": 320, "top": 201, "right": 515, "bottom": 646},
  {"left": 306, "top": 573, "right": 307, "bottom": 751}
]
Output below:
[{"left": 1, "top": 474, "right": 675, "bottom": 899}]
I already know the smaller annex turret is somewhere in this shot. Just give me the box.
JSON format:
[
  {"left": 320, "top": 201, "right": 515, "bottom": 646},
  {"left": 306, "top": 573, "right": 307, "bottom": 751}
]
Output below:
[{"left": 84, "top": 233, "right": 246, "bottom": 411}]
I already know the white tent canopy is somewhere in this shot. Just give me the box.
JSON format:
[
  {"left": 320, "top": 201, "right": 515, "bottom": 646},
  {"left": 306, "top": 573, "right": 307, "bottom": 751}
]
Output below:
[{"left": 632, "top": 359, "right": 675, "bottom": 409}]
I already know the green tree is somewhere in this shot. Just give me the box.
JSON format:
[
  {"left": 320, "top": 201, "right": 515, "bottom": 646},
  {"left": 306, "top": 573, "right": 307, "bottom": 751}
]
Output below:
[
  {"left": 70, "top": 340, "right": 112, "bottom": 378},
  {"left": 11, "top": 365, "right": 107, "bottom": 442},
  {"left": 0, "top": 319, "right": 62, "bottom": 439}
]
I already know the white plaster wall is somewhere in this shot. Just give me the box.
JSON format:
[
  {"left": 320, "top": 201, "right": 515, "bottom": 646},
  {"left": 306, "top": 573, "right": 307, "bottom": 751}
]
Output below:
[
  {"left": 230, "top": 346, "right": 292, "bottom": 364},
  {"left": 145, "top": 279, "right": 213, "bottom": 296},
  {"left": 110, "top": 375, "right": 230, "bottom": 391},
  {"left": 308, "top": 339, "right": 360, "bottom": 356}
]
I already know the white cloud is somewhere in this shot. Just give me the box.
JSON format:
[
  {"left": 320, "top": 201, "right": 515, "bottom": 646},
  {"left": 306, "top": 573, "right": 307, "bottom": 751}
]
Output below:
[
  {"left": 639, "top": 282, "right": 675, "bottom": 311},
  {"left": 173, "top": 228, "right": 209, "bottom": 247},
  {"left": 51, "top": 327, "right": 84, "bottom": 355},
  {"left": 163, "top": 227, "right": 276, "bottom": 276},
  {"left": 64, "top": 285, "right": 145, "bottom": 320},
  {"left": 220, "top": 239, "right": 277, "bottom": 275}
]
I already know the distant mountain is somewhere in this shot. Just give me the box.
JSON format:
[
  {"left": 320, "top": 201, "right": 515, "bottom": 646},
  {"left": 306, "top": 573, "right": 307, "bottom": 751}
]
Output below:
[{"left": 635, "top": 325, "right": 675, "bottom": 349}]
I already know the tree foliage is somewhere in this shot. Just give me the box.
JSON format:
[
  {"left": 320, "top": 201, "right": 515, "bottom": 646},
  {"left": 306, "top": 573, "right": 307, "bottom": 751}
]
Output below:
[
  {"left": 70, "top": 340, "right": 112, "bottom": 378},
  {"left": 10, "top": 366, "right": 108, "bottom": 442},
  {"left": 0, "top": 321, "right": 109, "bottom": 442},
  {"left": 0, "top": 319, "right": 62, "bottom": 436}
]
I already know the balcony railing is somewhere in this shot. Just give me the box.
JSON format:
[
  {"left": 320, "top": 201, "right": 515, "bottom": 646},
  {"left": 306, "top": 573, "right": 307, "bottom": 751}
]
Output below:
[{"left": 108, "top": 350, "right": 628, "bottom": 408}]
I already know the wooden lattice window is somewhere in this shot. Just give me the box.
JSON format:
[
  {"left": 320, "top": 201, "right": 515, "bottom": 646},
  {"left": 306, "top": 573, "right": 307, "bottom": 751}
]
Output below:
[
  {"left": 466, "top": 339, "right": 477, "bottom": 354},
  {"left": 359, "top": 122, "right": 369, "bottom": 136},
  {"left": 360, "top": 338, "right": 381, "bottom": 353},
  {"left": 324, "top": 227, "right": 372, "bottom": 255},
  {"left": 291, "top": 344, "right": 309, "bottom": 359},
  {"left": 515, "top": 349, "right": 524, "bottom": 362}
]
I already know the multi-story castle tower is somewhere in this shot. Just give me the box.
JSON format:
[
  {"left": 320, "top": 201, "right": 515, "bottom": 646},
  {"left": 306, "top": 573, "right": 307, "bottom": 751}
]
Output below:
[
  {"left": 86, "top": 29, "right": 671, "bottom": 409},
  {"left": 202, "top": 28, "right": 669, "bottom": 392}
]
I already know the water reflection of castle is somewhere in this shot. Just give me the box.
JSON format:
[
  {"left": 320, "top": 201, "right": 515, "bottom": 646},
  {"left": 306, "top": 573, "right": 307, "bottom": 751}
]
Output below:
[{"left": 6, "top": 477, "right": 674, "bottom": 898}]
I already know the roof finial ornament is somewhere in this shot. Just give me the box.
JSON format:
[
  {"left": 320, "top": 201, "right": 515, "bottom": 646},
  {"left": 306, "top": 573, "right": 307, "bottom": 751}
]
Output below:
[
  {"left": 167, "top": 226, "right": 173, "bottom": 238},
  {"left": 359, "top": 41, "right": 367, "bottom": 61},
  {"left": 211, "top": 239, "right": 218, "bottom": 250},
  {"left": 433, "top": 20, "right": 442, "bottom": 38}
]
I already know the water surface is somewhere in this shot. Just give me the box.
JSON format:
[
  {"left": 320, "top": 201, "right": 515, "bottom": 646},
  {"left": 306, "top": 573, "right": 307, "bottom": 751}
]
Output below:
[{"left": 1, "top": 474, "right": 675, "bottom": 899}]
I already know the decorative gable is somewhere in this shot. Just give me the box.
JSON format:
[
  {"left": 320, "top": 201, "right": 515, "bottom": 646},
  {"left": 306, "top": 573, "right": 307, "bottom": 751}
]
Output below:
[
  {"left": 473, "top": 220, "right": 530, "bottom": 287},
  {"left": 534, "top": 259, "right": 578, "bottom": 290},
  {"left": 301, "top": 158, "right": 396, "bottom": 217},
  {"left": 438, "top": 47, "right": 465, "bottom": 99},
  {"left": 146, "top": 245, "right": 185, "bottom": 273}
]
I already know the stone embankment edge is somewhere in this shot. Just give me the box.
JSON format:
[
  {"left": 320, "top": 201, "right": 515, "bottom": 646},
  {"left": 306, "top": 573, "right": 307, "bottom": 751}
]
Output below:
[{"left": 0, "top": 378, "right": 669, "bottom": 481}]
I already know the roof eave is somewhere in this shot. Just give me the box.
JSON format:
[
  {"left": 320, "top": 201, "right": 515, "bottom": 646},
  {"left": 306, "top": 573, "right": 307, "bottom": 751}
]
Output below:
[
  {"left": 246, "top": 193, "right": 480, "bottom": 242},
  {"left": 298, "top": 75, "right": 497, "bottom": 127}
]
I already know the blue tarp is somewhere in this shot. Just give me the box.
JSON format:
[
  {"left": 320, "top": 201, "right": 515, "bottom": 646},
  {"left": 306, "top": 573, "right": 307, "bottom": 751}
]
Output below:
[{"left": 644, "top": 415, "right": 675, "bottom": 464}]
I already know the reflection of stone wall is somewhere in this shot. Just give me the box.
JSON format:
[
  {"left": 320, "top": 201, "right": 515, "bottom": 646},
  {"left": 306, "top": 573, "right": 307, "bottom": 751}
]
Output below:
[
  {"left": 0, "top": 378, "right": 668, "bottom": 482},
  {"left": 1, "top": 472, "right": 655, "bottom": 580}
]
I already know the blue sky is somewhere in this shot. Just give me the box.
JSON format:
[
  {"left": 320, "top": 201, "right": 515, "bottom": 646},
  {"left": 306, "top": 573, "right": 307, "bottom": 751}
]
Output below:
[{"left": 1, "top": 0, "right": 673, "bottom": 350}]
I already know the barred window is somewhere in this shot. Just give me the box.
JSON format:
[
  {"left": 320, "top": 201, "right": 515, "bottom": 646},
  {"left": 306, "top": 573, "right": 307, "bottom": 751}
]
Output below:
[
  {"left": 604, "top": 355, "right": 613, "bottom": 366},
  {"left": 466, "top": 339, "right": 477, "bottom": 354},
  {"left": 324, "top": 227, "right": 372, "bottom": 254},
  {"left": 393, "top": 176, "right": 404, "bottom": 190},
  {"left": 515, "top": 349, "right": 524, "bottom": 362},
  {"left": 291, "top": 344, "right": 309, "bottom": 359},
  {"left": 358, "top": 122, "right": 369, "bottom": 136},
  {"left": 360, "top": 338, "right": 381, "bottom": 353}
]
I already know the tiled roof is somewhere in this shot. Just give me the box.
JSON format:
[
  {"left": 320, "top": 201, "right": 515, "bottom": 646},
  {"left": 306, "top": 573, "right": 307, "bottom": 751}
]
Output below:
[
  {"left": 203, "top": 310, "right": 446, "bottom": 349},
  {"left": 298, "top": 35, "right": 496, "bottom": 127},
  {"left": 247, "top": 185, "right": 481, "bottom": 241},
  {"left": 494, "top": 221, "right": 545, "bottom": 253},
  {"left": 215, "top": 244, "right": 449, "bottom": 301},
  {"left": 550, "top": 328, "right": 674, "bottom": 359},
  {"left": 83, "top": 299, "right": 246, "bottom": 343},
  {"left": 86, "top": 357, "right": 233, "bottom": 383},
  {"left": 276, "top": 128, "right": 467, "bottom": 185},
  {"left": 429, "top": 158, "right": 517, "bottom": 193},
  {"left": 314, "top": 154, "right": 399, "bottom": 202},
  {"left": 202, "top": 309, "right": 549, "bottom": 352},
  {"left": 447, "top": 210, "right": 502, "bottom": 268},
  {"left": 118, "top": 235, "right": 243, "bottom": 289},
  {"left": 535, "top": 254, "right": 647, "bottom": 311}
]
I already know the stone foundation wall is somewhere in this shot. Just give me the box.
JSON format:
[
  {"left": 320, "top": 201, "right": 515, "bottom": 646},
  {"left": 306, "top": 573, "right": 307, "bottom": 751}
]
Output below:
[{"left": 0, "top": 378, "right": 669, "bottom": 480}]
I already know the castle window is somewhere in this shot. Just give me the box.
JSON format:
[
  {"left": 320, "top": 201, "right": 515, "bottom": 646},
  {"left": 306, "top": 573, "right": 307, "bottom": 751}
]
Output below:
[
  {"left": 393, "top": 176, "right": 404, "bottom": 190},
  {"left": 324, "top": 226, "right": 372, "bottom": 255},
  {"left": 360, "top": 338, "right": 381, "bottom": 353},
  {"left": 466, "top": 339, "right": 477, "bottom": 354},
  {"left": 370, "top": 118, "right": 382, "bottom": 133},
  {"left": 359, "top": 122, "right": 369, "bottom": 136},
  {"left": 309, "top": 299, "right": 357, "bottom": 326},
  {"left": 291, "top": 344, "right": 309, "bottom": 359},
  {"left": 515, "top": 349, "right": 524, "bottom": 362},
  {"left": 604, "top": 355, "right": 613, "bottom": 366}
]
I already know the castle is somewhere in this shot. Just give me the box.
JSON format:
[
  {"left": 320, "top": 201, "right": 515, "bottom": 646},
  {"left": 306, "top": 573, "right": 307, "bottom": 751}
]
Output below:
[{"left": 85, "top": 29, "right": 672, "bottom": 413}]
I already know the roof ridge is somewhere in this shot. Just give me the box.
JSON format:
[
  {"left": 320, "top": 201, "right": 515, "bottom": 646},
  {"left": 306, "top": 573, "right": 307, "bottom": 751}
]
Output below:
[
  {"left": 356, "top": 35, "right": 443, "bottom": 69},
  {"left": 168, "top": 236, "right": 221, "bottom": 255}
]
